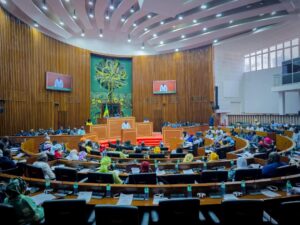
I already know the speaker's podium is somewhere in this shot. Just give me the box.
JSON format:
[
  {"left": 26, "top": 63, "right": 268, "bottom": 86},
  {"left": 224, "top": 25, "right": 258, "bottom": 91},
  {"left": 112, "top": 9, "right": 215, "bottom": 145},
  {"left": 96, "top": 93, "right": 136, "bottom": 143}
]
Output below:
[
  {"left": 97, "top": 117, "right": 136, "bottom": 139},
  {"left": 121, "top": 129, "right": 137, "bottom": 145}
]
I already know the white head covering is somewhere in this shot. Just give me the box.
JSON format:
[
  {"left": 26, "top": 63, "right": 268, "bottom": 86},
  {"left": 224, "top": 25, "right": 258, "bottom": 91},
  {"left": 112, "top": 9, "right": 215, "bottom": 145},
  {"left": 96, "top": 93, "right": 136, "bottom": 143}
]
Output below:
[
  {"left": 66, "top": 149, "right": 79, "bottom": 161},
  {"left": 237, "top": 157, "right": 248, "bottom": 169}
]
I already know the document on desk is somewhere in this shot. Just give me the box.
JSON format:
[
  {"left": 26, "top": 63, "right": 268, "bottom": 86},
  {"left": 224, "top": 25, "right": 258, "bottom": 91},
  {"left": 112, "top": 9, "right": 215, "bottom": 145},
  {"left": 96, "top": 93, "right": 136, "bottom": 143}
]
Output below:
[
  {"left": 31, "top": 193, "right": 55, "bottom": 205},
  {"left": 152, "top": 195, "right": 168, "bottom": 205},
  {"left": 223, "top": 194, "right": 238, "bottom": 200},
  {"left": 117, "top": 193, "right": 133, "bottom": 205},
  {"left": 261, "top": 189, "right": 281, "bottom": 197},
  {"left": 183, "top": 169, "right": 194, "bottom": 174},
  {"left": 77, "top": 191, "right": 92, "bottom": 203},
  {"left": 156, "top": 169, "right": 166, "bottom": 175},
  {"left": 78, "top": 168, "right": 90, "bottom": 173}
]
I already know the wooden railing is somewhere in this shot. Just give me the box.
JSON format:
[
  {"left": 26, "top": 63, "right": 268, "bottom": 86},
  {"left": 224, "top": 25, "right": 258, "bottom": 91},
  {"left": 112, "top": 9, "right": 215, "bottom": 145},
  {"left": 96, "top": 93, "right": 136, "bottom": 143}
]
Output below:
[{"left": 228, "top": 114, "right": 300, "bottom": 125}]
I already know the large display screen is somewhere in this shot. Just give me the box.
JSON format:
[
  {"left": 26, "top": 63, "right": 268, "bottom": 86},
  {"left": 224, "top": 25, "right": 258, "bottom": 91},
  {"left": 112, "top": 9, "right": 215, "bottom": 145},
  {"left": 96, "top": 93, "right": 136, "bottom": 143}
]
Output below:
[
  {"left": 46, "top": 72, "right": 72, "bottom": 92},
  {"left": 153, "top": 80, "right": 176, "bottom": 94}
]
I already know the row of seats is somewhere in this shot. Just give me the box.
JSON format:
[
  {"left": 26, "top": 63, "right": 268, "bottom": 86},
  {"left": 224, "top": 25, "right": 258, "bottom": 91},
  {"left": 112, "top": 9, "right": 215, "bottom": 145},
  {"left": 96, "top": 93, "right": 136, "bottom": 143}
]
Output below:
[
  {"left": 1, "top": 198, "right": 299, "bottom": 225},
  {"left": 24, "top": 164, "right": 300, "bottom": 184}
]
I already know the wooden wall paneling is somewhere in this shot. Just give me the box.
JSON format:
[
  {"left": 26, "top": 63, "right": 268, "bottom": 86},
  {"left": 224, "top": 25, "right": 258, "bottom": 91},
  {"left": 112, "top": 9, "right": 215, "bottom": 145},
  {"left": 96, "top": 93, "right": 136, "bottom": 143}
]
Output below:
[
  {"left": 0, "top": 8, "right": 90, "bottom": 135},
  {"left": 132, "top": 47, "right": 214, "bottom": 131}
]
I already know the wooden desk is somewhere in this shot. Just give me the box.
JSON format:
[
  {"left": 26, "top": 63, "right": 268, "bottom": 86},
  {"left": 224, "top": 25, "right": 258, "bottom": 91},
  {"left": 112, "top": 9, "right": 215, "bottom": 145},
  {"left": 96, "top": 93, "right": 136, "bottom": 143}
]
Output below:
[
  {"left": 121, "top": 129, "right": 137, "bottom": 145},
  {"left": 98, "top": 117, "right": 136, "bottom": 139},
  {"left": 136, "top": 122, "right": 153, "bottom": 137}
]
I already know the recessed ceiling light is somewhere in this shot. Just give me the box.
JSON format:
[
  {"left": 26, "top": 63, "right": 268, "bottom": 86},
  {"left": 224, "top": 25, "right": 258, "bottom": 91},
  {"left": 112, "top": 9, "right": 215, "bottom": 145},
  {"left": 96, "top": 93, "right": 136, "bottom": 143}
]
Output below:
[
  {"left": 130, "top": 8, "right": 134, "bottom": 13},
  {"left": 121, "top": 17, "right": 125, "bottom": 22},
  {"left": 203, "top": 27, "right": 207, "bottom": 31},
  {"left": 99, "top": 33, "right": 103, "bottom": 38},
  {"left": 253, "top": 27, "right": 257, "bottom": 31},
  {"left": 178, "top": 16, "right": 183, "bottom": 20},
  {"left": 213, "top": 39, "right": 218, "bottom": 43},
  {"left": 88, "top": 0, "right": 93, "bottom": 6},
  {"left": 65, "top": 0, "right": 70, "bottom": 2},
  {"left": 160, "top": 21, "right": 164, "bottom": 25},
  {"left": 181, "top": 35, "right": 185, "bottom": 39},
  {"left": 59, "top": 21, "right": 64, "bottom": 26},
  {"left": 127, "top": 38, "right": 131, "bottom": 43},
  {"left": 201, "top": 4, "right": 207, "bottom": 9},
  {"left": 105, "top": 15, "right": 110, "bottom": 20},
  {"left": 34, "top": 22, "right": 39, "bottom": 27},
  {"left": 109, "top": 5, "right": 114, "bottom": 10},
  {"left": 89, "top": 13, "right": 94, "bottom": 18},
  {"left": 133, "top": 23, "right": 137, "bottom": 27},
  {"left": 42, "top": 5, "right": 48, "bottom": 11},
  {"left": 141, "top": 45, "right": 145, "bottom": 50},
  {"left": 81, "top": 32, "right": 85, "bottom": 37},
  {"left": 271, "top": 11, "right": 276, "bottom": 15},
  {"left": 153, "top": 34, "right": 157, "bottom": 38},
  {"left": 175, "top": 48, "right": 179, "bottom": 52},
  {"left": 229, "top": 20, "right": 234, "bottom": 24},
  {"left": 73, "top": 15, "right": 77, "bottom": 19},
  {"left": 193, "top": 19, "right": 197, "bottom": 23},
  {"left": 216, "top": 13, "right": 222, "bottom": 18},
  {"left": 147, "top": 14, "right": 152, "bottom": 19},
  {"left": 144, "top": 28, "right": 148, "bottom": 31},
  {"left": 160, "top": 41, "right": 164, "bottom": 45}
]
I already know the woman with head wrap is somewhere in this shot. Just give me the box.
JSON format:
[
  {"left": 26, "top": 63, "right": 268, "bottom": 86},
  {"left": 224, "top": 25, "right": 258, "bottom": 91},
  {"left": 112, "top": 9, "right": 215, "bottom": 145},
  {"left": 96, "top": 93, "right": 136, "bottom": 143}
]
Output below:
[
  {"left": 33, "top": 153, "right": 56, "bottom": 180},
  {"left": 4, "top": 178, "right": 44, "bottom": 225},
  {"left": 98, "top": 156, "right": 123, "bottom": 184},
  {"left": 208, "top": 151, "right": 219, "bottom": 162},
  {"left": 183, "top": 153, "right": 194, "bottom": 163},
  {"left": 153, "top": 146, "right": 161, "bottom": 154},
  {"left": 228, "top": 157, "right": 248, "bottom": 181},
  {"left": 66, "top": 149, "right": 79, "bottom": 161},
  {"left": 78, "top": 150, "right": 87, "bottom": 161},
  {"left": 140, "top": 161, "right": 152, "bottom": 173}
]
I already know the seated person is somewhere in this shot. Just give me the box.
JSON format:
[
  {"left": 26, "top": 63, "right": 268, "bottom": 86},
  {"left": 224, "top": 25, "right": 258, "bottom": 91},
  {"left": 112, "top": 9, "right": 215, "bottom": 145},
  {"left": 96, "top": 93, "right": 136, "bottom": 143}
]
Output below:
[
  {"left": 205, "top": 130, "right": 214, "bottom": 139},
  {"left": 258, "top": 136, "right": 274, "bottom": 153},
  {"left": 262, "top": 152, "right": 287, "bottom": 177},
  {"left": 66, "top": 149, "right": 79, "bottom": 161},
  {"left": 1, "top": 136, "right": 11, "bottom": 149},
  {"left": 182, "top": 131, "right": 190, "bottom": 141},
  {"left": 33, "top": 153, "right": 56, "bottom": 180},
  {"left": 39, "top": 135, "right": 52, "bottom": 152},
  {"left": 183, "top": 153, "right": 194, "bottom": 163},
  {"left": 153, "top": 146, "right": 161, "bottom": 154},
  {"left": 78, "top": 150, "right": 87, "bottom": 161},
  {"left": 171, "top": 147, "right": 183, "bottom": 154},
  {"left": 85, "top": 141, "right": 93, "bottom": 154},
  {"left": 207, "top": 150, "right": 219, "bottom": 162},
  {"left": 4, "top": 178, "right": 44, "bottom": 224},
  {"left": 0, "top": 149, "right": 16, "bottom": 170},
  {"left": 98, "top": 156, "right": 122, "bottom": 184},
  {"left": 230, "top": 129, "right": 238, "bottom": 136},
  {"left": 86, "top": 118, "right": 93, "bottom": 126},
  {"left": 77, "top": 126, "right": 86, "bottom": 135},
  {"left": 121, "top": 121, "right": 131, "bottom": 129},
  {"left": 54, "top": 126, "right": 64, "bottom": 135},
  {"left": 228, "top": 157, "right": 248, "bottom": 180},
  {"left": 140, "top": 161, "right": 152, "bottom": 173}
]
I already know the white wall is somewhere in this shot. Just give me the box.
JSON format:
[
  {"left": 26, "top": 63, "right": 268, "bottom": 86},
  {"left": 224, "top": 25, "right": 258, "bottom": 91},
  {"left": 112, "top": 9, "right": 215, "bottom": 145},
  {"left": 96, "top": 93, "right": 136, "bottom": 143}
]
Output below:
[{"left": 214, "top": 19, "right": 300, "bottom": 115}]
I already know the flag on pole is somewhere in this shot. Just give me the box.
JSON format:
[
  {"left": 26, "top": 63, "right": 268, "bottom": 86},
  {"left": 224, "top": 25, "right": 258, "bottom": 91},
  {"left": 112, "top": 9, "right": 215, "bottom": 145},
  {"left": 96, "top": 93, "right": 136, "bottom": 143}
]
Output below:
[{"left": 103, "top": 103, "right": 109, "bottom": 118}]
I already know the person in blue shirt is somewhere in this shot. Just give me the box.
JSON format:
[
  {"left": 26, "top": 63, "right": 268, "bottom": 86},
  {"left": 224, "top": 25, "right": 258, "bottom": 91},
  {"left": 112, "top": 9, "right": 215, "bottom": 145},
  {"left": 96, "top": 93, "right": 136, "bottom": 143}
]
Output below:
[
  {"left": 209, "top": 114, "right": 215, "bottom": 126},
  {"left": 262, "top": 152, "right": 286, "bottom": 178}
]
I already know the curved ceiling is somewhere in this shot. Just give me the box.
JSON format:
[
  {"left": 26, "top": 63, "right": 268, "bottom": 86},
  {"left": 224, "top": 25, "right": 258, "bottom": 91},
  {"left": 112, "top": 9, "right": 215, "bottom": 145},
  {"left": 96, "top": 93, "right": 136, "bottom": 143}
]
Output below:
[{"left": 0, "top": 0, "right": 299, "bottom": 56}]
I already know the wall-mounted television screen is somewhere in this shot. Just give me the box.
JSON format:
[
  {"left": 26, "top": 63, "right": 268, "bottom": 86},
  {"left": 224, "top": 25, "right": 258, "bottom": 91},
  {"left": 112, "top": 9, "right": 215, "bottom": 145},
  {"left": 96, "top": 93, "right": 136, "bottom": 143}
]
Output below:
[
  {"left": 46, "top": 72, "right": 72, "bottom": 92},
  {"left": 153, "top": 80, "right": 176, "bottom": 94}
]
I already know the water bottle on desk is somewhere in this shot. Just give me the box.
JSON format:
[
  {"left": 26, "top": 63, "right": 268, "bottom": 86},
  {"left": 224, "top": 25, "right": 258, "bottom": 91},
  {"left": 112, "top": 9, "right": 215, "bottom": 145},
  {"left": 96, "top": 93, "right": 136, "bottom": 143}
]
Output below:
[
  {"left": 187, "top": 185, "right": 192, "bottom": 198},
  {"left": 286, "top": 180, "right": 293, "bottom": 196},
  {"left": 44, "top": 178, "right": 51, "bottom": 193},
  {"left": 154, "top": 160, "right": 158, "bottom": 170},
  {"left": 230, "top": 160, "right": 234, "bottom": 168},
  {"left": 144, "top": 186, "right": 149, "bottom": 200},
  {"left": 203, "top": 162, "right": 207, "bottom": 170},
  {"left": 73, "top": 182, "right": 78, "bottom": 195},
  {"left": 175, "top": 160, "right": 179, "bottom": 172},
  {"left": 241, "top": 180, "right": 246, "bottom": 195},
  {"left": 220, "top": 182, "right": 226, "bottom": 197},
  {"left": 106, "top": 184, "right": 111, "bottom": 198}
]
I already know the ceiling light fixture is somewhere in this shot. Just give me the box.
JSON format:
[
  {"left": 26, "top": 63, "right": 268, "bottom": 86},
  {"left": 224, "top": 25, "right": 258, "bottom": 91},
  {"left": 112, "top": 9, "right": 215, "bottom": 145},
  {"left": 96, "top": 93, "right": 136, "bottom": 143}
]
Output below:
[
  {"left": 160, "top": 41, "right": 164, "bottom": 45},
  {"left": 201, "top": 4, "right": 207, "bottom": 9},
  {"left": 229, "top": 20, "right": 234, "bottom": 24},
  {"left": 81, "top": 31, "right": 85, "bottom": 37},
  {"left": 65, "top": 0, "right": 70, "bottom": 2},
  {"left": 133, "top": 23, "right": 137, "bottom": 27},
  {"left": 88, "top": 0, "right": 93, "bottom": 6},
  {"left": 33, "top": 22, "right": 39, "bottom": 27},
  {"left": 175, "top": 48, "right": 179, "bottom": 52},
  {"left": 252, "top": 27, "right": 257, "bottom": 31},
  {"left": 181, "top": 35, "right": 185, "bottom": 39},
  {"left": 59, "top": 21, "right": 64, "bottom": 26},
  {"left": 147, "top": 14, "right": 152, "bottom": 19},
  {"left": 203, "top": 27, "right": 207, "bottom": 31},
  {"left": 99, "top": 29, "right": 103, "bottom": 38},
  {"left": 153, "top": 34, "right": 157, "bottom": 38},
  {"left": 72, "top": 10, "right": 77, "bottom": 19},
  {"left": 42, "top": 0, "right": 48, "bottom": 11},
  {"left": 216, "top": 13, "right": 222, "bottom": 18},
  {"left": 121, "top": 17, "right": 125, "bottom": 22},
  {"left": 130, "top": 8, "right": 134, "bottom": 13},
  {"left": 193, "top": 19, "right": 197, "bottom": 23},
  {"left": 141, "top": 43, "right": 145, "bottom": 50},
  {"left": 144, "top": 28, "right": 148, "bottom": 31},
  {"left": 127, "top": 34, "right": 131, "bottom": 43},
  {"left": 260, "top": 13, "right": 264, "bottom": 17},
  {"left": 109, "top": 0, "right": 114, "bottom": 11},
  {"left": 105, "top": 11, "right": 110, "bottom": 20},
  {"left": 271, "top": 11, "right": 276, "bottom": 15},
  {"left": 178, "top": 15, "right": 183, "bottom": 20},
  {"left": 89, "top": 9, "right": 94, "bottom": 18},
  {"left": 213, "top": 39, "right": 218, "bottom": 43},
  {"left": 160, "top": 21, "right": 164, "bottom": 25}
]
